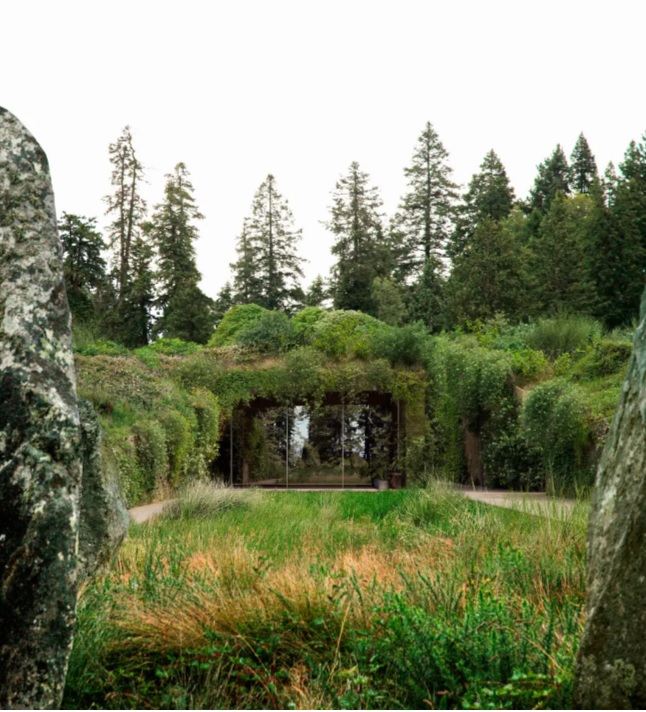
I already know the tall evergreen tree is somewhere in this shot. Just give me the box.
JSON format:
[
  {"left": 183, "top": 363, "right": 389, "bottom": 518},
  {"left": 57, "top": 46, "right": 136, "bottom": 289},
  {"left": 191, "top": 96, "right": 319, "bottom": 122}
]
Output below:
[
  {"left": 147, "top": 162, "right": 214, "bottom": 342},
  {"left": 599, "top": 136, "right": 646, "bottom": 325},
  {"left": 231, "top": 219, "right": 261, "bottom": 304},
  {"left": 371, "top": 277, "right": 408, "bottom": 326},
  {"left": 231, "top": 175, "right": 304, "bottom": 311},
  {"left": 303, "top": 275, "right": 328, "bottom": 307},
  {"left": 446, "top": 216, "right": 526, "bottom": 324},
  {"left": 58, "top": 213, "right": 107, "bottom": 322},
  {"left": 391, "top": 122, "right": 458, "bottom": 279},
  {"left": 530, "top": 194, "right": 596, "bottom": 315},
  {"left": 450, "top": 149, "right": 515, "bottom": 259},
  {"left": 104, "top": 126, "right": 147, "bottom": 302},
  {"left": 570, "top": 133, "right": 598, "bottom": 194},
  {"left": 528, "top": 144, "right": 571, "bottom": 213},
  {"left": 327, "top": 162, "right": 389, "bottom": 313},
  {"left": 116, "top": 233, "right": 155, "bottom": 347},
  {"left": 213, "top": 281, "right": 235, "bottom": 326},
  {"left": 410, "top": 257, "right": 445, "bottom": 331}
]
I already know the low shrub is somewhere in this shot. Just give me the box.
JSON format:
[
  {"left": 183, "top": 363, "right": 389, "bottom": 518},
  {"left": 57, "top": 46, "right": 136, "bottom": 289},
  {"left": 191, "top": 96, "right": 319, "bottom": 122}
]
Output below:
[
  {"left": 311, "top": 310, "right": 388, "bottom": 359},
  {"left": 146, "top": 337, "right": 202, "bottom": 355},
  {"left": 525, "top": 314, "right": 603, "bottom": 359},
  {"left": 291, "top": 306, "right": 327, "bottom": 345},
  {"left": 236, "top": 309, "right": 294, "bottom": 352},
  {"left": 508, "top": 347, "right": 550, "bottom": 383},
  {"left": 373, "top": 321, "right": 430, "bottom": 367},
  {"left": 75, "top": 340, "right": 129, "bottom": 356},
  {"left": 571, "top": 339, "right": 632, "bottom": 379},
  {"left": 208, "top": 304, "right": 268, "bottom": 347}
]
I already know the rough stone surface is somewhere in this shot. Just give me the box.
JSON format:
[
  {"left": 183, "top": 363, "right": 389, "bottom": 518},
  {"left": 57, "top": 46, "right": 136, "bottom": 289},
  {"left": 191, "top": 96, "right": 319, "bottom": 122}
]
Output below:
[
  {"left": 0, "top": 108, "right": 82, "bottom": 709},
  {"left": 77, "top": 399, "right": 129, "bottom": 582},
  {"left": 574, "top": 290, "right": 646, "bottom": 709}
]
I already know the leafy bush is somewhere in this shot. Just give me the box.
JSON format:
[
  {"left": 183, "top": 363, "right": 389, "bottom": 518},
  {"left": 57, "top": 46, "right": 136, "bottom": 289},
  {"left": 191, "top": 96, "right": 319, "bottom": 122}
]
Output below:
[
  {"left": 311, "top": 310, "right": 388, "bottom": 359},
  {"left": 571, "top": 339, "right": 632, "bottom": 379},
  {"left": 236, "top": 310, "right": 294, "bottom": 353},
  {"left": 208, "top": 304, "right": 268, "bottom": 347},
  {"left": 291, "top": 306, "right": 327, "bottom": 345},
  {"left": 522, "top": 379, "right": 591, "bottom": 492},
  {"left": 428, "top": 338, "right": 513, "bottom": 479},
  {"left": 508, "top": 347, "right": 550, "bottom": 382},
  {"left": 484, "top": 407, "right": 543, "bottom": 490},
  {"left": 526, "top": 314, "right": 603, "bottom": 359},
  {"left": 75, "top": 340, "right": 129, "bottom": 356},
  {"left": 146, "top": 337, "right": 202, "bottom": 355},
  {"left": 373, "top": 322, "right": 430, "bottom": 367}
]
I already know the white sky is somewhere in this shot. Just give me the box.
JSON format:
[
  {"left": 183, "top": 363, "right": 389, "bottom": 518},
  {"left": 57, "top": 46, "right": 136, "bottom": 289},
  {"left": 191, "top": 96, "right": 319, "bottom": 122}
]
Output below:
[{"left": 4, "top": 0, "right": 646, "bottom": 299}]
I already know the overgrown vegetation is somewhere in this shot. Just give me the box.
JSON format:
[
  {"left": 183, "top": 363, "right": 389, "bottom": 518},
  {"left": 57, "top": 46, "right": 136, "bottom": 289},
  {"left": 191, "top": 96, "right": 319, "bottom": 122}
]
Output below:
[
  {"left": 64, "top": 486, "right": 587, "bottom": 710},
  {"left": 75, "top": 352, "right": 221, "bottom": 505},
  {"left": 74, "top": 305, "right": 631, "bottom": 499}
]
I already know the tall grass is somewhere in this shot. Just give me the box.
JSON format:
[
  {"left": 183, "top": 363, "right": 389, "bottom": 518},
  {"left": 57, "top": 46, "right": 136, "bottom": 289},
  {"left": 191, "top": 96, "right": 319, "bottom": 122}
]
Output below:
[
  {"left": 64, "top": 488, "right": 587, "bottom": 709},
  {"left": 161, "top": 480, "right": 262, "bottom": 520}
]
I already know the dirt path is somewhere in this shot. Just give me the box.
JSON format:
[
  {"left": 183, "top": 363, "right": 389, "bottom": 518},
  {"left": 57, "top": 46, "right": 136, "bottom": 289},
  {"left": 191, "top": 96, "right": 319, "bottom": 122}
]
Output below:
[
  {"left": 129, "top": 500, "right": 176, "bottom": 524},
  {"left": 458, "top": 486, "right": 578, "bottom": 517},
  {"left": 129, "top": 487, "right": 580, "bottom": 524}
]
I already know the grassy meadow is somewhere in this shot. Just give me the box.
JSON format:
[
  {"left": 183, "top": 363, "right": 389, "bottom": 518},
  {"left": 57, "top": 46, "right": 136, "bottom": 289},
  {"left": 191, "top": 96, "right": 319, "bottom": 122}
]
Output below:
[{"left": 64, "top": 485, "right": 588, "bottom": 710}]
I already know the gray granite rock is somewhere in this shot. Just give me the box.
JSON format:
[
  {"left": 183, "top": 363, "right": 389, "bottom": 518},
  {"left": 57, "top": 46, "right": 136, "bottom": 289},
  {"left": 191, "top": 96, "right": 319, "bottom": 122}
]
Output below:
[
  {"left": 0, "top": 107, "right": 82, "bottom": 709},
  {"left": 574, "top": 289, "right": 646, "bottom": 708},
  {"left": 77, "top": 399, "right": 129, "bottom": 582}
]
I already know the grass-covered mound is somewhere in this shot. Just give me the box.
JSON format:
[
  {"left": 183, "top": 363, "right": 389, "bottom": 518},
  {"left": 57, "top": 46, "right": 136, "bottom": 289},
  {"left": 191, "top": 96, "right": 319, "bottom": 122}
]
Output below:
[{"left": 64, "top": 486, "right": 587, "bottom": 710}]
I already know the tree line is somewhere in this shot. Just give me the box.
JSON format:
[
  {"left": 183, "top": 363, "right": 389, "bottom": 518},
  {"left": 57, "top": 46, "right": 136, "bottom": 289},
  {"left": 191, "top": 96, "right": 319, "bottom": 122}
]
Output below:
[{"left": 62, "top": 122, "right": 646, "bottom": 347}]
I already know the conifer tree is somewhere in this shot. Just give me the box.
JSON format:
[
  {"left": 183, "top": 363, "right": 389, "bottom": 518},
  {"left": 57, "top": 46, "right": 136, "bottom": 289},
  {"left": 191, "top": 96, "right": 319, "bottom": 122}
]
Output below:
[
  {"left": 147, "top": 162, "right": 215, "bottom": 342},
  {"left": 104, "top": 126, "right": 147, "bottom": 302},
  {"left": 528, "top": 144, "right": 571, "bottom": 213},
  {"left": 410, "top": 257, "right": 445, "bottom": 331},
  {"left": 231, "top": 175, "right": 304, "bottom": 312},
  {"left": 600, "top": 136, "right": 646, "bottom": 325},
  {"left": 58, "top": 213, "right": 107, "bottom": 322},
  {"left": 213, "top": 282, "right": 235, "bottom": 326},
  {"left": 231, "top": 219, "right": 261, "bottom": 305},
  {"left": 530, "top": 194, "right": 596, "bottom": 315},
  {"left": 327, "top": 162, "right": 389, "bottom": 313},
  {"left": 116, "top": 234, "right": 155, "bottom": 347},
  {"left": 303, "top": 275, "right": 328, "bottom": 307},
  {"left": 391, "top": 122, "right": 458, "bottom": 280},
  {"left": 371, "top": 277, "right": 408, "bottom": 326},
  {"left": 450, "top": 149, "right": 515, "bottom": 259},
  {"left": 570, "top": 133, "right": 598, "bottom": 194},
  {"left": 446, "top": 216, "right": 526, "bottom": 324}
]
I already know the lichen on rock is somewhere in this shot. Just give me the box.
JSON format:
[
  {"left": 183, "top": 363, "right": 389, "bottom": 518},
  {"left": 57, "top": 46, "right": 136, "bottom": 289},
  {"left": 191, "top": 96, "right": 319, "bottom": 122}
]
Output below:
[
  {"left": 0, "top": 107, "right": 82, "bottom": 710},
  {"left": 77, "top": 398, "right": 129, "bottom": 582},
  {"left": 574, "top": 288, "right": 646, "bottom": 709}
]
